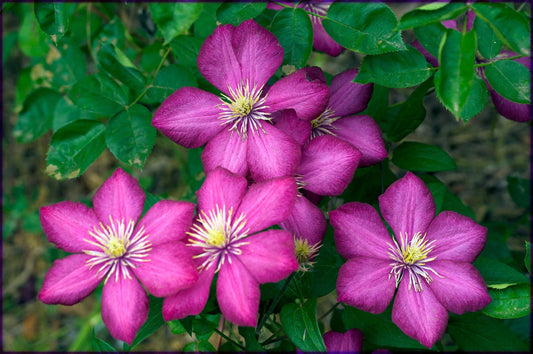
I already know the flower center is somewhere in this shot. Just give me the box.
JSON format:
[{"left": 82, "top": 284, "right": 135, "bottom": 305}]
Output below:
[
  {"left": 187, "top": 205, "right": 249, "bottom": 272},
  {"left": 310, "top": 107, "right": 339, "bottom": 139},
  {"left": 83, "top": 216, "right": 151, "bottom": 283},
  {"left": 294, "top": 236, "right": 321, "bottom": 272},
  {"left": 388, "top": 232, "right": 441, "bottom": 292},
  {"left": 218, "top": 81, "right": 271, "bottom": 139}
]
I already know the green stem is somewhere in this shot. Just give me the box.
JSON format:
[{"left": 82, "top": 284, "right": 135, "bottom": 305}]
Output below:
[
  {"left": 318, "top": 302, "right": 342, "bottom": 322},
  {"left": 255, "top": 272, "right": 296, "bottom": 335},
  {"left": 213, "top": 328, "right": 246, "bottom": 350}
]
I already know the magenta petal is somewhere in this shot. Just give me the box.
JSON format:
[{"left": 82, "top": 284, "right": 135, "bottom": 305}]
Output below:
[
  {"left": 38, "top": 254, "right": 101, "bottom": 305},
  {"left": 332, "top": 115, "right": 387, "bottom": 167},
  {"left": 40, "top": 201, "right": 100, "bottom": 253},
  {"left": 197, "top": 23, "right": 241, "bottom": 95},
  {"left": 163, "top": 265, "right": 216, "bottom": 321},
  {"left": 132, "top": 243, "right": 198, "bottom": 298},
  {"left": 329, "top": 69, "right": 373, "bottom": 117},
  {"left": 429, "top": 260, "right": 491, "bottom": 314},
  {"left": 217, "top": 258, "right": 260, "bottom": 327},
  {"left": 298, "top": 135, "right": 361, "bottom": 196},
  {"left": 427, "top": 211, "right": 487, "bottom": 263},
  {"left": 101, "top": 274, "right": 149, "bottom": 345},
  {"left": 236, "top": 176, "right": 297, "bottom": 235},
  {"left": 274, "top": 109, "right": 312, "bottom": 146},
  {"left": 311, "top": 19, "right": 344, "bottom": 57},
  {"left": 152, "top": 87, "right": 225, "bottom": 148},
  {"left": 337, "top": 257, "right": 396, "bottom": 314},
  {"left": 247, "top": 122, "right": 301, "bottom": 181},
  {"left": 237, "top": 229, "right": 298, "bottom": 284},
  {"left": 379, "top": 172, "right": 435, "bottom": 240},
  {"left": 391, "top": 280, "right": 448, "bottom": 349},
  {"left": 137, "top": 200, "right": 195, "bottom": 246},
  {"left": 232, "top": 19, "right": 284, "bottom": 88},
  {"left": 197, "top": 166, "right": 248, "bottom": 214},
  {"left": 93, "top": 168, "right": 145, "bottom": 224},
  {"left": 266, "top": 67, "right": 329, "bottom": 121},
  {"left": 323, "top": 329, "right": 364, "bottom": 352},
  {"left": 202, "top": 128, "right": 249, "bottom": 177},
  {"left": 490, "top": 89, "right": 531, "bottom": 122},
  {"left": 279, "top": 196, "right": 327, "bottom": 246},
  {"left": 329, "top": 202, "right": 392, "bottom": 259}
]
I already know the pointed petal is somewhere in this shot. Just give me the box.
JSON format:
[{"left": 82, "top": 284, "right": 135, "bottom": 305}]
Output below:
[
  {"left": 197, "top": 166, "right": 248, "bottom": 215},
  {"left": 236, "top": 176, "right": 297, "bottom": 235},
  {"left": 391, "top": 280, "right": 448, "bottom": 349},
  {"left": 274, "top": 109, "right": 312, "bottom": 146},
  {"left": 137, "top": 200, "right": 195, "bottom": 246},
  {"left": 279, "top": 196, "right": 326, "bottom": 245},
  {"left": 332, "top": 115, "right": 387, "bottom": 167},
  {"left": 197, "top": 23, "right": 241, "bottom": 95},
  {"left": 247, "top": 122, "right": 301, "bottom": 181},
  {"left": 427, "top": 211, "right": 487, "bottom": 263},
  {"left": 40, "top": 201, "right": 100, "bottom": 253},
  {"left": 311, "top": 19, "right": 344, "bottom": 57},
  {"left": 266, "top": 67, "right": 329, "bottom": 121},
  {"left": 329, "top": 202, "right": 392, "bottom": 259},
  {"left": 101, "top": 274, "right": 149, "bottom": 345},
  {"left": 38, "top": 254, "right": 101, "bottom": 305},
  {"left": 337, "top": 257, "right": 396, "bottom": 314},
  {"left": 378, "top": 172, "right": 435, "bottom": 241},
  {"left": 93, "top": 168, "right": 145, "bottom": 225},
  {"left": 202, "top": 128, "right": 249, "bottom": 177},
  {"left": 233, "top": 19, "right": 284, "bottom": 88},
  {"left": 323, "top": 329, "right": 364, "bottom": 352},
  {"left": 152, "top": 87, "right": 224, "bottom": 148},
  {"left": 132, "top": 243, "right": 198, "bottom": 297},
  {"left": 329, "top": 69, "right": 373, "bottom": 117},
  {"left": 217, "top": 258, "right": 260, "bottom": 327},
  {"left": 298, "top": 135, "right": 361, "bottom": 196},
  {"left": 429, "top": 261, "right": 491, "bottom": 314},
  {"left": 163, "top": 265, "right": 216, "bottom": 321},
  {"left": 237, "top": 229, "right": 298, "bottom": 284}
]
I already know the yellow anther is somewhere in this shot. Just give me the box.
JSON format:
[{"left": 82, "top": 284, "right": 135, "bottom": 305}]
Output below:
[{"left": 106, "top": 237, "right": 126, "bottom": 258}]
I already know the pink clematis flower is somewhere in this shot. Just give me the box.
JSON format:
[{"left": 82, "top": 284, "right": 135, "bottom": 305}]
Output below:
[
  {"left": 323, "top": 328, "right": 364, "bottom": 353},
  {"left": 329, "top": 172, "right": 491, "bottom": 348},
  {"left": 163, "top": 167, "right": 299, "bottom": 327},
  {"left": 152, "top": 19, "right": 329, "bottom": 182},
  {"left": 38, "top": 168, "right": 198, "bottom": 344}
]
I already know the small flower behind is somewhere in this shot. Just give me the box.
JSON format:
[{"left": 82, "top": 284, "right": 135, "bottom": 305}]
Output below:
[
  {"left": 38, "top": 168, "right": 199, "bottom": 344},
  {"left": 329, "top": 172, "right": 491, "bottom": 348}
]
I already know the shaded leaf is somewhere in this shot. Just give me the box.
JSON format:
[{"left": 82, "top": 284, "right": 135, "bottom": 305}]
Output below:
[
  {"left": 123, "top": 296, "right": 165, "bottom": 351},
  {"left": 170, "top": 35, "right": 203, "bottom": 67},
  {"left": 216, "top": 2, "right": 267, "bottom": 26},
  {"left": 97, "top": 43, "right": 146, "bottom": 96},
  {"left": 144, "top": 65, "right": 197, "bottom": 105},
  {"left": 392, "top": 141, "right": 456, "bottom": 172},
  {"left": 91, "top": 330, "right": 117, "bottom": 352},
  {"left": 474, "top": 16, "right": 502, "bottom": 59},
  {"left": 44, "top": 38, "right": 86, "bottom": 91},
  {"left": 34, "top": 2, "right": 76, "bottom": 43},
  {"left": 525, "top": 241, "right": 531, "bottom": 274},
  {"left": 506, "top": 176, "right": 530, "bottom": 209},
  {"left": 483, "top": 283, "right": 531, "bottom": 319},
  {"left": 183, "top": 341, "right": 215, "bottom": 352},
  {"left": 485, "top": 60, "right": 530, "bottom": 104},
  {"left": 413, "top": 22, "right": 447, "bottom": 60},
  {"left": 398, "top": 3, "right": 468, "bottom": 30},
  {"left": 280, "top": 298, "right": 326, "bottom": 352},
  {"left": 149, "top": 3, "right": 203, "bottom": 44},
  {"left": 193, "top": 3, "right": 221, "bottom": 39},
  {"left": 460, "top": 73, "right": 488, "bottom": 122},
  {"left": 52, "top": 97, "right": 98, "bottom": 133},
  {"left": 18, "top": 11, "right": 50, "bottom": 58},
  {"left": 474, "top": 256, "right": 529, "bottom": 289}
]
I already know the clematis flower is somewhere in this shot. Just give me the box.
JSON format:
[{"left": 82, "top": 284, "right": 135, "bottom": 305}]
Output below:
[
  {"left": 268, "top": 1, "right": 344, "bottom": 56},
  {"left": 323, "top": 328, "right": 364, "bottom": 353},
  {"left": 329, "top": 172, "right": 491, "bottom": 348},
  {"left": 152, "top": 19, "right": 329, "bottom": 182},
  {"left": 163, "top": 167, "right": 299, "bottom": 327},
  {"left": 38, "top": 168, "right": 198, "bottom": 344},
  {"left": 276, "top": 68, "right": 387, "bottom": 167}
]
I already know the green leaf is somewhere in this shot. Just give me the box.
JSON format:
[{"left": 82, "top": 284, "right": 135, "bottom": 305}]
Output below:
[
  {"left": 386, "top": 78, "right": 433, "bottom": 141},
  {"left": 474, "top": 16, "right": 502, "bottom": 59},
  {"left": 398, "top": 3, "right": 468, "bottom": 30},
  {"left": 355, "top": 44, "right": 432, "bottom": 88},
  {"left": 447, "top": 312, "right": 529, "bottom": 351},
  {"left": 14, "top": 68, "right": 34, "bottom": 112},
  {"left": 3, "top": 31, "right": 18, "bottom": 65},
  {"left": 149, "top": 3, "right": 203, "bottom": 44},
  {"left": 44, "top": 38, "right": 87, "bottom": 91},
  {"left": 34, "top": 2, "right": 76, "bottom": 43},
  {"left": 483, "top": 283, "right": 531, "bottom": 319},
  {"left": 91, "top": 330, "right": 117, "bottom": 352},
  {"left": 474, "top": 256, "right": 529, "bottom": 288},
  {"left": 97, "top": 43, "right": 146, "bottom": 97},
  {"left": 525, "top": 241, "right": 531, "bottom": 274},
  {"left": 216, "top": 2, "right": 267, "bottom": 26},
  {"left": 239, "top": 327, "right": 263, "bottom": 351},
  {"left": 270, "top": 8, "right": 313, "bottom": 69},
  {"left": 124, "top": 296, "right": 165, "bottom": 351},
  {"left": 434, "top": 29, "right": 477, "bottom": 118},
  {"left": 392, "top": 141, "right": 456, "bottom": 172},
  {"left": 342, "top": 306, "right": 427, "bottom": 349},
  {"left": 52, "top": 97, "right": 99, "bottom": 132},
  {"left": 192, "top": 314, "right": 220, "bottom": 341},
  {"left": 170, "top": 35, "right": 203, "bottom": 67},
  {"left": 105, "top": 105, "right": 156, "bottom": 169},
  {"left": 459, "top": 73, "right": 488, "bottom": 122},
  {"left": 485, "top": 60, "right": 530, "bottom": 104},
  {"left": 46, "top": 120, "right": 106, "bottom": 180},
  {"left": 308, "top": 235, "right": 344, "bottom": 298},
  {"left": 193, "top": 3, "right": 221, "bottom": 39},
  {"left": 471, "top": 2, "right": 530, "bottom": 56},
  {"left": 280, "top": 299, "right": 326, "bottom": 352},
  {"left": 18, "top": 10, "right": 50, "bottom": 58},
  {"left": 167, "top": 320, "right": 187, "bottom": 335},
  {"left": 322, "top": 2, "right": 405, "bottom": 55},
  {"left": 420, "top": 174, "right": 476, "bottom": 219},
  {"left": 413, "top": 22, "right": 447, "bottom": 60},
  {"left": 183, "top": 341, "right": 216, "bottom": 352},
  {"left": 139, "top": 42, "right": 165, "bottom": 74},
  {"left": 507, "top": 176, "right": 530, "bottom": 208},
  {"left": 69, "top": 73, "right": 129, "bottom": 117},
  {"left": 13, "top": 88, "right": 62, "bottom": 143},
  {"left": 144, "top": 65, "right": 197, "bottom": 105}
]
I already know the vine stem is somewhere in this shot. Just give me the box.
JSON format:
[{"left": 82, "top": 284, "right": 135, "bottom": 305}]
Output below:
[
  {"left": 215, "top": 315, "right": 225, "bottom": 350},
  {"left": 213, "top": 327, "right": 245, "bottom": 350}
]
